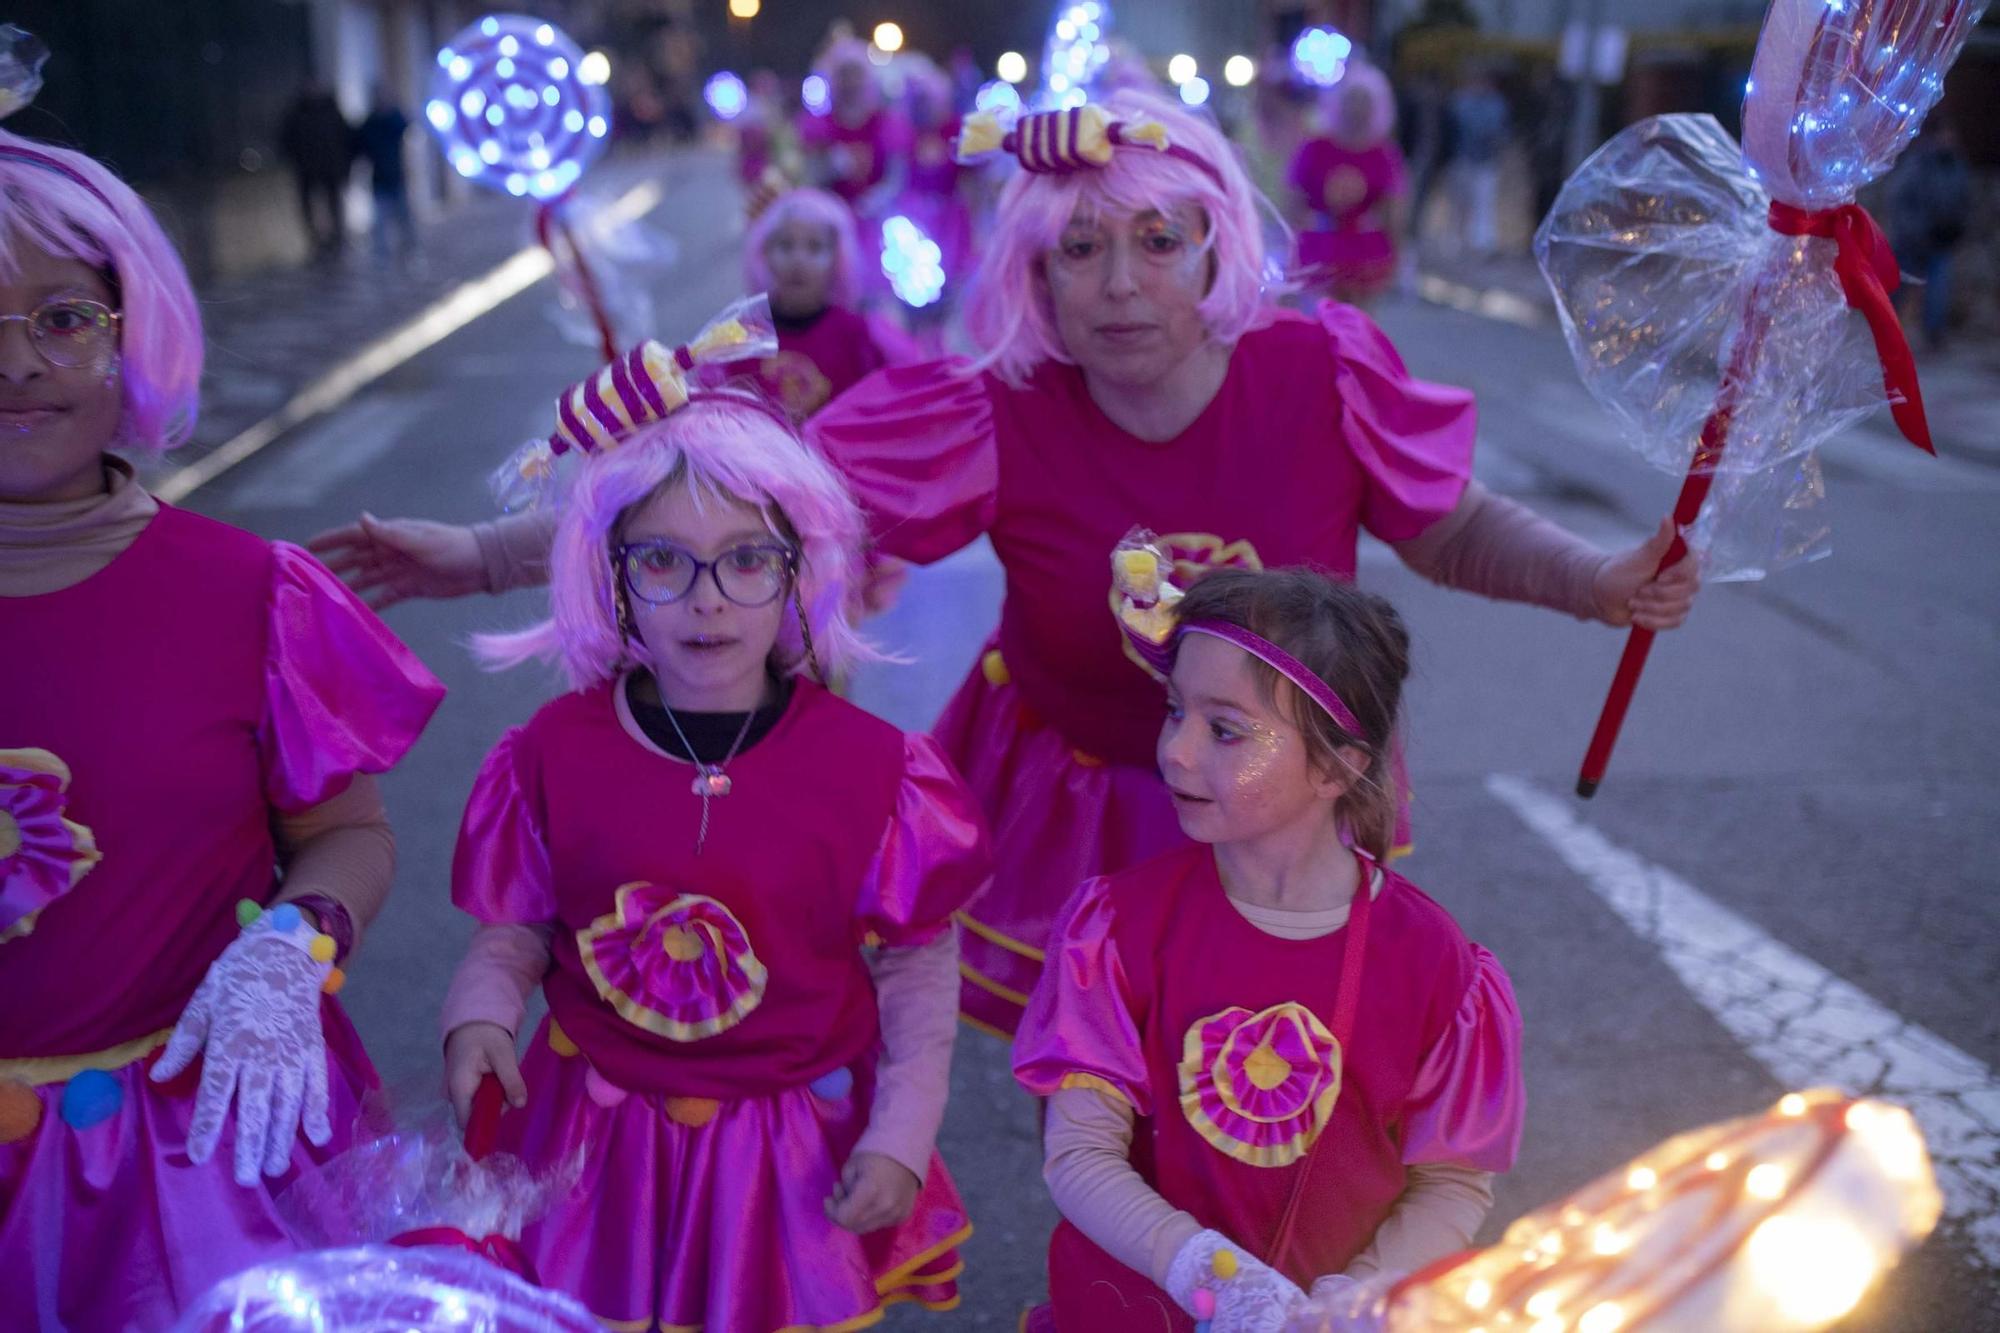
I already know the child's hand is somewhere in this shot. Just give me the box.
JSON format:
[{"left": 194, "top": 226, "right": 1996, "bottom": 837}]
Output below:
[
  {"left": 444, "top": 1021, "right": 527, "bottom": 1126},
  {"left": 824, "top": 1151, "right": 920, "bottom": 1234}
]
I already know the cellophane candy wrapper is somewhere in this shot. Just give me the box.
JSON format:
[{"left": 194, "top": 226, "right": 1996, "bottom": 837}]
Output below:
[
  {"left": 0, "top": 25, "right": 48, "bottom": 119},
  {"left": 540, "top": 184, "right": 683, "bottom": 352},
  {"left": 172, "top": 1245, "right": 600, "bottom": 1332},
  {"left": 489, "top": 292, "right": 780, "bottom": 512},
  {"left": 1280, "top": 1274, "right": 1398, "bottom": 1332},
  {"left": 274, "top": 1092, "right": 578, "bottom": 1250},
  {"left": 1112, "top": 525, "right": 1182, "bottom": 680}
]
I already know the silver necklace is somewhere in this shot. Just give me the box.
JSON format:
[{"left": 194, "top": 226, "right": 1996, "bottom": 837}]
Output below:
[{"left": 660, "top": 703, "right": 757, "bottom": 853}]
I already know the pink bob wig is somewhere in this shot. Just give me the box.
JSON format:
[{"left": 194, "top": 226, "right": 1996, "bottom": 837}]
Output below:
[
  {"left": 477, "top": 391, "right": 875, "bottom": 693},
  {"left": 964, "top": 88, "right": 1278, "bottom": 388},
  {"left": 743, "top": 186, "right": 863, "bottom": 310},
  {"left": 1323, "top": 63, "right": 1396, "bottom": 148},
  {"left": 0, "top": 129, "right": 202, "bottom": 452}
]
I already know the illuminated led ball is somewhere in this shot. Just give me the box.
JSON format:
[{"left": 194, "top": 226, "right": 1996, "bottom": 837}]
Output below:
[
  {"left": 974, "top": 80, "right": 1023, "bottom": 118},
  {"left": 1180, "top": 76, "right": 1211, "bottom": 107},
  {"left": 801, "top": 73, "right": 831, "bottom": 115},
  {"left": 425, "top": 14, "right": 612, "bottom": 200},
  {"left": 704, "top": 70, "right": 748, "bottom": 121},
  {"left": 881, "top": 215, "right": 946, "bottom": 309},
  {"left": 1291, "top": 26, "right": 1352, "bottom": 88}
]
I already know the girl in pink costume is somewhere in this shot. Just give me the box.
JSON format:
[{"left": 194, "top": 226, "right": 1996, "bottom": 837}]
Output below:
[
  {"left": 439, "top": 341, "right": 986, "bottom": 1332},
  {"left": 743, "top": 186, "right": 922, "bottom": 423},
  {"left": 307, "top": 89, "right": 1699, "bottom": 1038},
  {"left": 1015, "top": 569, "right": 1522, "bottom": 1331},
  {"left": 0, "top": 128, "right": 444, "bottom": 1328},
  {"left": 1288, "top": 64, "right": 1408, "bottom": 306}
]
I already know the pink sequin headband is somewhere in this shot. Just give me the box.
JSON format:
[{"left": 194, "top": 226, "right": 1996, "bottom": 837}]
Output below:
[
  {"left": 956, "top": 105, "right": 1226, "bottom": 190},
  {"left": 1177, "top": 620, "right": 1368, "bottom": 741}
]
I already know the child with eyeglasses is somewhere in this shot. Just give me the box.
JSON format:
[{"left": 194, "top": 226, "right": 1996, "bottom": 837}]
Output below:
[{"left": 438, "top": 329, "right": 989, "bottom": 1332}]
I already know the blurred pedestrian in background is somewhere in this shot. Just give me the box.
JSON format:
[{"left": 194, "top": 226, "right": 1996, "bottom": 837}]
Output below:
[
  {"left": 1288, "top": 63, "right": 1407, "bottom": 307},
  {"left": 353, "top": 85, "right": 416, "bottom": 265},
  {"left": 1888, "top": 117, "right": 1971, "bottom": 351},
  {"left": 279, "top": 80, "right": 353, "bottom": 260},
  {"left": 1449, "top": 71, "right": 1509, "bottom": 257}
]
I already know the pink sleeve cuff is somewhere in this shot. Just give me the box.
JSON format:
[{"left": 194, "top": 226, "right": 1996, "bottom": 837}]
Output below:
[
  {"left": 451, "top": 730, "right": 560, "bottom": 923},
  {"left": 855, "top": 734, "right": 991, "bottom": 948},
  {"left": 441, "top": 921, "right": 554, "bottom": 1040},
  {"left": 1402, "top": 945, "right": 1525, "bottom": 1172}
]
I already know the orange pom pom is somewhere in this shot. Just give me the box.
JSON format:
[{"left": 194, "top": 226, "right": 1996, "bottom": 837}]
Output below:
[
  {"left": 320, "top": 966, "right": 346, "bottom": 995},
  {"left": 0, "top": 1080, "right": 42, "bottom": 1144},
  {"left": 548, "top": 1020, "right": 580, "bottom": 1058},
  {"left": 665, "top": 1096, "right": 720, "bottom": 1128}
]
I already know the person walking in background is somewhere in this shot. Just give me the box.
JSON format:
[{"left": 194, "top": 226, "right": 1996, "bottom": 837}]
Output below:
[
  {"left": 353, "top": 86, "right": 416, "bottom": 264},
  {"left": 279, "top": 80, "right": 353, "bottom": 260},
  {"left": 1888, "top": 117, "right": 1971, "bottom": 351},
  {"left": 1448, "top": 72, "right": 1508, "bottom": 257},
  {"left": 1397, "top": 70, "right": 1454, "bottom": 264}
]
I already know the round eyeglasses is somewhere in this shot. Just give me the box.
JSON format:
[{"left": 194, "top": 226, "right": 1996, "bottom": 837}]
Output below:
[
  {"left": 0, "top": 298, "right": 121, "bottom": 370},
  {"left": 616, "top": 539, "right": 799, "bottom": 608}
]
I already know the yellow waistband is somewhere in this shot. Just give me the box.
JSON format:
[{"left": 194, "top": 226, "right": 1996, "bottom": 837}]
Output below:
[{"left": 0, "top": 1028, "right": 174, "bottom": 1088}]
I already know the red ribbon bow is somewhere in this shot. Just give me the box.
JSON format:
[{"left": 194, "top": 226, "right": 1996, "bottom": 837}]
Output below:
[
  {"left": 389, "top": 1227, "right": 542, "bottom": 1285},
  {"left": 1766, "top": 200, "right": 1934, "bottom": 454}
]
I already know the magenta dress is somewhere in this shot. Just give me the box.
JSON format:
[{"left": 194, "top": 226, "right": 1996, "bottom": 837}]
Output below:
[
  {"left": 757, "top": 305, "right": 921, "bottom": 423},
  {"left": 1288, "top": 137, "right": 1408, "bottom": 298},
  {"left": 1015, "top": 845, "right": 1523, "bottom": 1327},
  {"left": 808, "top": 303, "right": 1478, "bottom": 1036},
  {"left": 0, "top": 504, "right": 444, "bottom": 1329},
  {"left": 453, "top": 677, "right": 987, "bottom": 1332}
]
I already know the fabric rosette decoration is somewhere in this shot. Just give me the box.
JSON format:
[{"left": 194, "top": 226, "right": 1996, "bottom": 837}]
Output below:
[
  {"left": 0, "top": 748, "right": 100, "bottom": 943},
  {"left": 576, "top": 884, "right": 767, "bottom": 1041},
  {"left": 1178, "top": 1001, "right": 1342, "bottom": 1168}
]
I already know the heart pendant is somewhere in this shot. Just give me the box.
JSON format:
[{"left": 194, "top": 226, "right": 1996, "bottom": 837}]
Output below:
[{"left": 692, "top": 770, "right": 733, "bottom": 797}]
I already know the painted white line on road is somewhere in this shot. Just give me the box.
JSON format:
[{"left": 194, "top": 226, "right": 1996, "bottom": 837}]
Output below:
[
  {"left": 155, "top": 181, "right": 665, "bottom": 505},
  {"left": 225, "top": 392, "right": 432, "bottom": 509},
  {"left": 1416, "top": 272, "right": 1547, "bottom": 329},
  {"left": 1485, "top": 773, "right": 2000, "bottom": 1268}
]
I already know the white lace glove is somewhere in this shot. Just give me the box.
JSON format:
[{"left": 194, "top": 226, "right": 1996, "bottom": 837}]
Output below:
[
  {"left": 151, "top": 902, "right": 338, "bottom": 1186},
  {"left": 1164, "top": 1229, "right": 1309, "bottom": 1333},
  {"left": 1280, "top": 1274, "right": 1395, "bottom": 1333}
]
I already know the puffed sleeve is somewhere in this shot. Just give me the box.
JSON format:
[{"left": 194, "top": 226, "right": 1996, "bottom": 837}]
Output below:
[
  {"left": 450, "top": 729, "right": 558, "bottom": 925},
  {"left": 260, "top": 542, "right": 446, "bottom": 812},
  {"left": 806, "top": 360, "right": 999, "bottom": 564},
  {"left": 855, "top": 733, "right": 990, "bottom": 948},
  {"left": 1318, "top": 300, "right": 1478, "bottom": 543},
  {"left": 1013, "top": 877, "right": 1154, "bottom": 1116},
  {"left": 1401, "top": 944, "right": 1525, "bottom": 1173}
]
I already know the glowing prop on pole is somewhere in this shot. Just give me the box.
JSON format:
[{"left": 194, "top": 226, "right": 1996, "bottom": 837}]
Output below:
[
  {"left": 1286, "top": 1090, "right": 1942, "bottom": 1332},
  {"left": 1537, "top": 0, "right": 1984, "bottom": 797},
  {"left": 1041, "top": 1, "right": 1112, "bottom": 108},
  {"left": 880, "top": 215, "right": 946, "bottom": 308},
  {"left": 426, "top": 14, "right": 619, "bottom": 361}
]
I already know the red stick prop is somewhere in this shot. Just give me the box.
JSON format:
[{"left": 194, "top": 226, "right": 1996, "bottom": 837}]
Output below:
[{"left": 535, "top": 201, "right": 618, "bottom": 365}]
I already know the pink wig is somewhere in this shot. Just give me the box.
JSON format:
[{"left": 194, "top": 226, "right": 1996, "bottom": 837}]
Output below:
[
  {"left": 478, "top": 392, "right": 875, "bottom": 693},
  {"left": 0, "top": 129, "right": 202, "bottom": 452},
  {"left": 963, "top": 89, "right": 1277, "bottom": 387},
  {"left": 1324, "top": 64, "right": 1396, "bottom": 148},
  {"left": 743, "top": 186, "right": 863, "bottom": 309}
]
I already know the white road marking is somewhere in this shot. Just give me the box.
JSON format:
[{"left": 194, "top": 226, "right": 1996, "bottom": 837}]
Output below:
[
  {"left": 225, "top": 392, "right": 432, "bottom": 508},
  {"left": 155, "top": 181, "right": 665, "bottom": 504},
  {"left": 1486, "top": 773, "right": 2000, "bottom": 1268}
]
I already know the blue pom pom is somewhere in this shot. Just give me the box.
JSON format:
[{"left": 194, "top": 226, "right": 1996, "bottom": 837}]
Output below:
[
  {"left": 266, "top": 904, "right": 302, "bottom": 933},
  {"left": 60, "top": 1069, "right": 122, "bottom": 1130},
  {"left": 809, "top": 1067, "right": 854, "bottom": 1101}
]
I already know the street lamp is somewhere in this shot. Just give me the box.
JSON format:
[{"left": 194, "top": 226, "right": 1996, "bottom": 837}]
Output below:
[
  {"left": 729, "top": 0, "right": 760, "bottom": 17},
  {"left": 1166, "top": 52, "right": 1197, "bottom": 85},
  {"left": 873, "top": 22, "right": 905, "bottom": 53},
  {"left": 997, "top": 50, "right": 1028, "bottom": 83},
  {"left": 1223, "top": 54, "right": 1254, "bottom": 87}
]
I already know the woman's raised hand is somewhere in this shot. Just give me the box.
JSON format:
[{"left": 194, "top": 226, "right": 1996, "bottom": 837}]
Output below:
[{"left": 307, "top": 512, "right": 487, "bottom": 611}]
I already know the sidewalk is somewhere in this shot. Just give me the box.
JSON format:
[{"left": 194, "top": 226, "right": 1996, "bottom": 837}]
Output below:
[
  {"left": 1418, "top": 247, "right": 2000, "bottom": 466},
  {"left": 153, "top": 146, "right": 686, "bottom": 495}
]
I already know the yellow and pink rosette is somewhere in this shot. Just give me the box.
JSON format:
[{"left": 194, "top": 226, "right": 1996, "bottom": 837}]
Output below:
[
  {"left": 0, "top": 748, "right": 100, "bottom": 943},
  {"left": 576, "top": 882, "right": 767, "bottom": 1042},
  {"left": 1178, "top": 1002, "right": 1343, "bottom": 1168}
]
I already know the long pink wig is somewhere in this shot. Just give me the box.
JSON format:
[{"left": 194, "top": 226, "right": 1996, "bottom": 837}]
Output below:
[
  {"left": 743, "top": 186, "right": 863, "bottom": 310},
  {"left": 964, "top": 88, "right": 1277, "bottom": 387},
  {"left": 478, "top": 393, "right": 874, "bottom": 693},
  {"left": 0, "top": 129, "right": 202, "bottom": 452}
]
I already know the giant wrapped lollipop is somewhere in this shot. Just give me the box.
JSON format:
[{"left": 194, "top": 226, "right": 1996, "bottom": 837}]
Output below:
[
  {"left": 1285, "top": 1090, "right": 1942, "bottom": 1332},
  {"left": 1536, "top": 0, "right": 1985, "bottom": 796}
]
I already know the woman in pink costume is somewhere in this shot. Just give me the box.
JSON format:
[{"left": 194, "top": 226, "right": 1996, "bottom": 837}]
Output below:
[
  {"left": 1288, "top": 64, "right": 1408, "bottom": 306},
  {"left": 744, "top": 186, "right": 922, "bottom": 423},
  {"left": 307, "top": 89, "right": 1698, "bottom": 1039},
  {"left": 886, "top": 60, "right": 974, "bottom": 319},
  {"left": 438, "top": 341, "right": 987, "bottom": 1331},
  {"left": 1015, "top": 569, "right": 1521, "bottom": 1330},
  {"left": 0, "top": 128, "right": 444, "bottom": 1328}
]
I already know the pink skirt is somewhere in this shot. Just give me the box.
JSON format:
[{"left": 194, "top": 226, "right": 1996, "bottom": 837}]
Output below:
[
  {"left": 0, "top": 1002, "right": 378, "bottom": 1331},
  {"left": 500, "top": 1018, "right": 970, "bottom": 1332},
  {"left": 934, "top": 648, "right": 1187, "bottom": 1039}
]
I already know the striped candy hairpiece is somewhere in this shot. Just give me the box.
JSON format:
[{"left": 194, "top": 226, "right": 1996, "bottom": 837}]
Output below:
[
  {"left": 956, "top": 104, "right": 1226, "bottom": 189},
  {"left": 1178, "top": 620, "right": 1369, "bottom": 741}
]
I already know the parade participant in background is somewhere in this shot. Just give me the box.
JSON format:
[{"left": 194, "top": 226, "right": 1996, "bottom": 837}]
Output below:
[
  {"left": 0, "top": 127, "right": 444, "bottom": 1328},
  {"left": 886, "top": 58, "right": 974, "bottom": 339},
  {"left": 1289, "top": 64, "right": 1407, "bottom": 307},
  {"left": 439, "top": 338, "right": 986, "bottom": 1331},
  {"left": 745, "top": 186, "right": 922, "bottom": 422},
  {"left": 800, "top": 39, "right": 909, "bottom": 305},
  {"left": 303, "top": 89, "right": 1699, "bottom": 1036},
  {"left": 1015, "top": 569, "right": 1521, "bottom": 1330}
]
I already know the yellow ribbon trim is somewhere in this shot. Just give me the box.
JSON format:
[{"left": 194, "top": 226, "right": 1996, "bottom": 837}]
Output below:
[
  {"left": 1058, "top": 1072, "right": 1133, "bottom": 1105},
  {"left": 956, "top": 1012, "right": 1014, "bottom": 1042},
  {"left": 0, "top": 1027, "right": 174, "bottom": 1088},
  {"left": 958, "top": 959, "right": 1031, "bottom": 1008},
  {"left": 640, "top": 1224, "right": 970, "bottom": 1331},
  {"left": 954, "top": 909, "right": 1047, "bottom": 963}
]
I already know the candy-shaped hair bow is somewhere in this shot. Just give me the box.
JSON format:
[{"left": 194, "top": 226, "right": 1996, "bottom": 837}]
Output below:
[
  {"left": 488, "top": 294, "right": 780, "bottom": 511},
  {"left": 957, "top": 104, "right": 1223, "bottom": 188}
]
